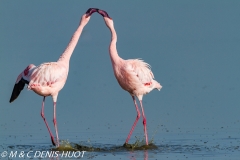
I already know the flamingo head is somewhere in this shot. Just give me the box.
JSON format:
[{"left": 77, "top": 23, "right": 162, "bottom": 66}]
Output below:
[
  {"left": 86, "top": 8, "right": 99, "bottom": 18},
  {"left": 98, "top": 9, "right": 112, "bottom": 19}
]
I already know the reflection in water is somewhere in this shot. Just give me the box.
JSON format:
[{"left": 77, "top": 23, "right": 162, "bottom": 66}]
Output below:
[
  {"left": 3, "top": 136, "right": 240, "bottom": 159},
  {"left": 126, "top": 150, "right": 148, "bottom": 160},
  {"left": 144, "top": 150, "right": 148, "bottom": 160}
]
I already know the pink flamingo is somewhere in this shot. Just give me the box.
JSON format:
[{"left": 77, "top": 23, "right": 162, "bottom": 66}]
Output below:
[
  {"left": 9, "top": 8, "right": 98, "bottom": 147},
  {"left": 98, "top": 10, "right": 162, "bottom": 145}
]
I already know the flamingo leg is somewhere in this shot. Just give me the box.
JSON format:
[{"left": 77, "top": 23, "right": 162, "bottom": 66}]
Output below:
[
  {"left": 40, "top": 96, "right": 56, "bottom": 146},
  {"left": 53, "top": 102, "right": 59, "bottom": 147},
  {"left": 125, "top": 96, "right": 141, "bottom": 144},
  {"left": 139, "top": 100, "right": 148, "bottom": 145}
]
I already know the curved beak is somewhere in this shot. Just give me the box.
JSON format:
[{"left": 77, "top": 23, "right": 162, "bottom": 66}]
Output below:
[
  {"left": 86, "top": 8, "right": 99, "bottom": 18},
  {"left": 98, "top": 9, "right": 112, "bottom": 19}
]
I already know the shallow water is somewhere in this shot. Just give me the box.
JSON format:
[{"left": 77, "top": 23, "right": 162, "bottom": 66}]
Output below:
[{"left": 1, "top": 130, "right": 240, "bottom": 160}]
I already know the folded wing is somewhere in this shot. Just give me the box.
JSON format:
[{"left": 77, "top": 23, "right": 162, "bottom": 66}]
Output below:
[
  {"left": 128, "top": 59, "right": 154, "bottom": 85},
  {"left": 9, "top": 78, "right": 29, "bottom": 103}
]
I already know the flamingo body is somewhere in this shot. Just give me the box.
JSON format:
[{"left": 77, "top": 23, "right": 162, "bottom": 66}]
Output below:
[
  {"left": 10, "top": 62, "right": 67, "bottom": 101},
  {"left": 28, "top": 62, "right": 68, "bottom": 98},
  {"left": 113, "top": 59, "right": 161, "bottom": 100}
]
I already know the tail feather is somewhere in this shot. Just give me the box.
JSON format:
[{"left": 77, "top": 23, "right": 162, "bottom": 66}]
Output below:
[{"left": 153, "top": 80, "right": 162, "bottom": 91}]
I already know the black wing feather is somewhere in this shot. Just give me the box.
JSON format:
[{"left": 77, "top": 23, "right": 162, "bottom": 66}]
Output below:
[{"left": 9, "top": 78, "right": 29, "bottom": 103}]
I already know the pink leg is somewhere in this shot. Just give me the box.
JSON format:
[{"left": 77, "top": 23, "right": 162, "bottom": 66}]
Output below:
[
  {"left": 40, "top": 97, "right": 56, "bottom": 146},
  {"left": 53, "top": 102, "right": 59, "bottom": 147},
  {"left": 125, "top": 96, "right": 141, "bottom": 144},
  {"left": 139, "top": 100, "right": 148, "bottom": 145}
]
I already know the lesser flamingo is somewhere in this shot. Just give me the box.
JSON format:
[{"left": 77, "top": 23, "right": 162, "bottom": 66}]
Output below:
[
  {"left": 98, "top": 10, "right": 162, "bottom": 145},
  {"left": 9, "top": 8, "right": 98, "bottom": 147}
]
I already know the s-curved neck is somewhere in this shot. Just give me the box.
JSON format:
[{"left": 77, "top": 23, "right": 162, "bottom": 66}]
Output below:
[{"left": 107, "top": 23, "right": 122, "bottom": 65}]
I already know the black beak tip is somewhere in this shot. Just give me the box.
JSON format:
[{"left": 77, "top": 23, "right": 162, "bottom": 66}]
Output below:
[
  {"left": 98, "top": 9, "right": 111, "bottom": 19},
  {"left": 86, "top": 8, "right": 99, "bottom": 17}
]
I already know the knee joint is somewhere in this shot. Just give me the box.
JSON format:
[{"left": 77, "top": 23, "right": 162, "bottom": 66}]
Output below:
[
  {"left": 53, "top": 119, "right": 57, "bottom": 125},
  {"left": 143, "top": 118, "right": 147, "bottom": 125},
  {"left": 137, "top": 112, "right": 141, "bottom": 119}
]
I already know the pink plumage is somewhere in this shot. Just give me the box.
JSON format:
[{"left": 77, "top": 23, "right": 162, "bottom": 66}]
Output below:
[
  {"left": 98, "top": 10, "right": 162, "bottom": 145},
  {"left": 9, "top": 9, "right": 97, "bottom": 147},
  {"left": 115, "top": 59, "right": 161, "bottom": 98}
]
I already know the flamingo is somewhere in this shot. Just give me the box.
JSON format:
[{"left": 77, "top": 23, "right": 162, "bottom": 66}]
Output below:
[
  {"left": 9, "top": 8, "right": 98, "bottom": 147},
  {"left": 97, "top": 10, "right": 162, "bottom": 145}
]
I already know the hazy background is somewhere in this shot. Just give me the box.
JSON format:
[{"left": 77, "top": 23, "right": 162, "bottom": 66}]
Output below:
[{"left": 1, "top": 1, "right": 240, "bottom": 145}]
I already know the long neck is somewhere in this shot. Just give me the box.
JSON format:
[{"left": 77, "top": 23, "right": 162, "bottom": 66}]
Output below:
[
  {"left": 57, "top": 24, "right": 84, "bottom": 64},
  {"left": 108, "top": 24, "right": 122, "bottom": 65}
]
